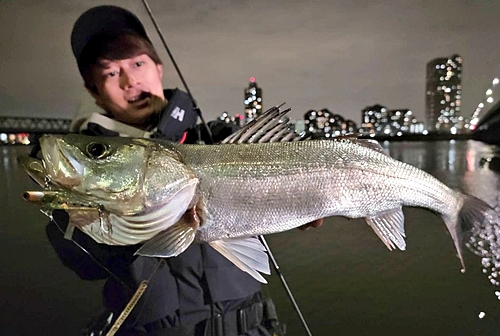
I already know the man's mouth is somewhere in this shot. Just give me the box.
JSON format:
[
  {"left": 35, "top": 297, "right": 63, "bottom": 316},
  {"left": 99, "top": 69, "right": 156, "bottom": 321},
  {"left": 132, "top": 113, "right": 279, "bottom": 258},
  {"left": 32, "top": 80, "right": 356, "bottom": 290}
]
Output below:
[{"left": 128, "top": 92, "right": 151, "bottom": 107}]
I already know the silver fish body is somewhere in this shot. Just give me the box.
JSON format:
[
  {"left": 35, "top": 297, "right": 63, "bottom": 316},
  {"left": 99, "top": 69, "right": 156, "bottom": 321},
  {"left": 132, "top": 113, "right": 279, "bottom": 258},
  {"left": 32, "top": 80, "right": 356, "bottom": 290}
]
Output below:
[
  {"left": 19, "top": 133, "right": 496, "bottom": 282},
  {"left": 176, "top": 140, "right": 458, "bottom": 241}
]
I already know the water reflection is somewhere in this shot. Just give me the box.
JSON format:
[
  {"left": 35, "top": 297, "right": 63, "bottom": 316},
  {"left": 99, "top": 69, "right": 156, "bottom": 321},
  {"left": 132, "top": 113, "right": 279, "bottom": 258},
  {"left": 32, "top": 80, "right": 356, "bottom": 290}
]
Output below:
[{"left": 385, "top": 140, "right": 500, "bottom": 206}]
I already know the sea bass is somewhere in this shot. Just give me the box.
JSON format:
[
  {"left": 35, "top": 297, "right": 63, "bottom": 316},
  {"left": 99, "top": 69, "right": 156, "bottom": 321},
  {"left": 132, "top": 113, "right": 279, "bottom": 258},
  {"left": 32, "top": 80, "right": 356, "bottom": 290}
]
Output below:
[{"left": 19, "top": 132, "right": 496, "bottom": 283}]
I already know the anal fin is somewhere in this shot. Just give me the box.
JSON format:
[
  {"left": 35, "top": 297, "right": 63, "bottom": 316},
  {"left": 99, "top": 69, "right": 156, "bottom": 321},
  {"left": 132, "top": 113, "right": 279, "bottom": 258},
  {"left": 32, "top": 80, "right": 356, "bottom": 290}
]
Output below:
[
  {"left": 365, "top": 207, "right": 406, "bottom": 251},
  {"left": 210, "top": 237, "right": 271, "bottom": 284}
]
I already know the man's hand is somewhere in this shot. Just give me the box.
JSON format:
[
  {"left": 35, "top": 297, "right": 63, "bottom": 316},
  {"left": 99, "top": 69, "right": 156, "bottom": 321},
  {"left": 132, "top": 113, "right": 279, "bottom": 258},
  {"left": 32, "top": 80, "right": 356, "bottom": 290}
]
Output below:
[{"left": 298, "top": 218, "right": 324, "bottom": 231}]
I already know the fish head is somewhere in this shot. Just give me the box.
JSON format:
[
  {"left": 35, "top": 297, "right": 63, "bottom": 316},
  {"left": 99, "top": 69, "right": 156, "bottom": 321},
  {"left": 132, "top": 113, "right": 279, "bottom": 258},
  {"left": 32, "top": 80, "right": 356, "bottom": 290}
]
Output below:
[{"left": 19, "top": 134, "right": 199, "bottom": 245}]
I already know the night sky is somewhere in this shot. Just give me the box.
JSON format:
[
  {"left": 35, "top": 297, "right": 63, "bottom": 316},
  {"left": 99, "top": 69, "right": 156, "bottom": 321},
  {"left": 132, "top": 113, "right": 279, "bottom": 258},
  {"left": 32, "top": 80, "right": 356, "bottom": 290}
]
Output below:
[{"left": 2, "top": 0, "right": 500, "bottom": 125}]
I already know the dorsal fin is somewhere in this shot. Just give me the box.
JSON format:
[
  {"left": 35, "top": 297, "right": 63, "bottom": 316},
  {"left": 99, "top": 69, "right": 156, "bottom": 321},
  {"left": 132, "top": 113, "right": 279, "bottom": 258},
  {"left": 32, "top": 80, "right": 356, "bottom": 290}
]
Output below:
[
  {"left": 333, "top": 134, "right": 388, "bottom": 156},
  {"left": 353, "top": 139, "right": 389, "bottom": 156},
  {"left": 221, "top": 103, "right": 307, "bottom": 144}
]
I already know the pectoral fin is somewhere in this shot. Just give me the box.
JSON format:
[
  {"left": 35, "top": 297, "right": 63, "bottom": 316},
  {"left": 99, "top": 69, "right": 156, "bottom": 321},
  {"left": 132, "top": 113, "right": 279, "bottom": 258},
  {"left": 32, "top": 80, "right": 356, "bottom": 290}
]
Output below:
[
  {"left": 366, "top": 207, "right": 406, "bottom": 251},
  {"left": 210, "top": 237, "right": 271, "bottom": 284},
  {"left": 135, "top": 207, "right": 199, "bottom": 258}
]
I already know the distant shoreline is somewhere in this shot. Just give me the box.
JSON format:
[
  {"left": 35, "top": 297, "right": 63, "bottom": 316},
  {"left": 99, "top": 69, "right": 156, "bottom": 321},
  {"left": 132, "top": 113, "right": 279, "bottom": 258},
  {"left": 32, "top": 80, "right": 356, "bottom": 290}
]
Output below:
[{"left": 361, "top": 133, "right": 473, "bottom": 142}]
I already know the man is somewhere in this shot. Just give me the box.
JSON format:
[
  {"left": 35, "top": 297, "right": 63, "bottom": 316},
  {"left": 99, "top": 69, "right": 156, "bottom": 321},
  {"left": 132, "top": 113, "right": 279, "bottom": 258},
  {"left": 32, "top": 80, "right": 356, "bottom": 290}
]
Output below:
[{"left": 45, "top": 5, "right": 321, "bottom": 335}]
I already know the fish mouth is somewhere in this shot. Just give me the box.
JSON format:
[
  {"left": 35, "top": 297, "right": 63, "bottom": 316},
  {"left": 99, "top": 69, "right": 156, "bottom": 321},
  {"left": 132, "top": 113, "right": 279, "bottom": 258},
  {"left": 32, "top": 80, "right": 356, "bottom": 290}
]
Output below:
[
  {"left": 22, "top": 190, "right": 100, "bottom": 211},
  {"left": 17, "top": 155, "right": 47, "bottom": 187},
  {"left": 18, "top": 157, "right": 97, "bottom": 211},
  {"left": 18, "top": 135, "right": 90, "bottom": 210}
]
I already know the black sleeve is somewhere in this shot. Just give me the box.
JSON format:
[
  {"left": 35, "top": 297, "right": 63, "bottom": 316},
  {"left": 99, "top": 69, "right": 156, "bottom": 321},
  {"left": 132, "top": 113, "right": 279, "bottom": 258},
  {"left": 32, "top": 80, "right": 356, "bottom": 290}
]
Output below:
[{"left": 46, "top": 210, "right": 138, "bottom": 281}]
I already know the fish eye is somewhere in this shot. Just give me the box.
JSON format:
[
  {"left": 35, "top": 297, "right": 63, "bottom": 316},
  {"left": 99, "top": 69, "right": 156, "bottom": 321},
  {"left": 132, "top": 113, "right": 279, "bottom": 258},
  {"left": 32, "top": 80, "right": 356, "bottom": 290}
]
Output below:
[{"left": 86, "top": 142, "right": 109, "bottom": 159}]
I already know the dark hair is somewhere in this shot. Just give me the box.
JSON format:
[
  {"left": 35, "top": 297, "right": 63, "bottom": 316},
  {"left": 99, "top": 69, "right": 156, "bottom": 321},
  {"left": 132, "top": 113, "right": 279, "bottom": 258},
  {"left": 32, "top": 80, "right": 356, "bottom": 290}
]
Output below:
[{"left": 79, "top": 31, "right": 162, "bottom": 91}]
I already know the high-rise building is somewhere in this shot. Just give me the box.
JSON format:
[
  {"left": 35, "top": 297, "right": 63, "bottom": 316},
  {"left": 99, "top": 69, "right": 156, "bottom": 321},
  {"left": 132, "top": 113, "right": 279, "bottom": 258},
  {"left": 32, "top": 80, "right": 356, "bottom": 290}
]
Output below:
[
  {"left": 244, "top": 77, "right": 263, "bottom": 123},
  {"left": 360, "top": 104, "right": 388, "bottom": 136},
  {"left": 304, "top": 109, "right": 357, "bottom": 137},
  {"left": 425, "top": 54, "right": 462, "bottom": 132}
]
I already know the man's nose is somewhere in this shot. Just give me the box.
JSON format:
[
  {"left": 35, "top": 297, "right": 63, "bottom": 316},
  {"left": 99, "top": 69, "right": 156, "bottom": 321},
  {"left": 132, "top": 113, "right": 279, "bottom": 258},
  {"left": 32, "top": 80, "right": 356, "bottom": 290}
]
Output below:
[{"left": 120, "top": 70, "right": 139, "bottom": 89}]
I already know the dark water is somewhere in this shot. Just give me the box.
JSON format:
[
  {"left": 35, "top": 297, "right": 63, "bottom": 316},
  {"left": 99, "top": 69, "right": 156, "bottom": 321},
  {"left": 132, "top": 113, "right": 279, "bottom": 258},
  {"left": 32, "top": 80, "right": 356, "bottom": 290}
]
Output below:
[{"left": 1, "top": 140, "right": 500, "bottom": 335}]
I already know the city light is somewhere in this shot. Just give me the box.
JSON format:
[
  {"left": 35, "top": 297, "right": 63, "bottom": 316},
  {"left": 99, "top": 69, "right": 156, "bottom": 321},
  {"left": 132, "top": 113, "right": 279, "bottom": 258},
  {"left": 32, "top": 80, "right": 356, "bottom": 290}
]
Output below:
[{"left": 244, "top": 78, "right": 262, "bottom": 122}]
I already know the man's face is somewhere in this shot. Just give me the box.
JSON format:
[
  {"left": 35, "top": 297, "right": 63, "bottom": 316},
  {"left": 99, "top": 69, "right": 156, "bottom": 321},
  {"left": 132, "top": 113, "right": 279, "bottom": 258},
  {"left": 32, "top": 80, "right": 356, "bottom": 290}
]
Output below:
[{"left": 89, "top": 54, "right": 165, "bottom": 129}]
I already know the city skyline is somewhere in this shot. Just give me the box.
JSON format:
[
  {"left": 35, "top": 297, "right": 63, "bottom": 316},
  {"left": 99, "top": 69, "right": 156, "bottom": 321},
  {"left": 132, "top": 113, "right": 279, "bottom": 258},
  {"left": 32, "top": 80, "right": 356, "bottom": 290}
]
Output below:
[{"left": 2, "top": 1, "right": 500, "bottom": 124}]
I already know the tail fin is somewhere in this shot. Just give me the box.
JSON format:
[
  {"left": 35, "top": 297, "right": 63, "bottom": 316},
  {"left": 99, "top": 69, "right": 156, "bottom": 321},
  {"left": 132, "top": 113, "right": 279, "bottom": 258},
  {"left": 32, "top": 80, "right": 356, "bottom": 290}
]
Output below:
[{"left": 444, "top": 193, "right": 496, "bottom": 270}]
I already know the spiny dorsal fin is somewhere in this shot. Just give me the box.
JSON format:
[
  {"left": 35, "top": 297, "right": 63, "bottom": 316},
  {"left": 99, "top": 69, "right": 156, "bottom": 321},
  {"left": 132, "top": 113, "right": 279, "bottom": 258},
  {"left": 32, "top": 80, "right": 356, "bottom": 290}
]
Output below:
[{"left": 221, "top": 103, "right": 307, "bottom": 144}]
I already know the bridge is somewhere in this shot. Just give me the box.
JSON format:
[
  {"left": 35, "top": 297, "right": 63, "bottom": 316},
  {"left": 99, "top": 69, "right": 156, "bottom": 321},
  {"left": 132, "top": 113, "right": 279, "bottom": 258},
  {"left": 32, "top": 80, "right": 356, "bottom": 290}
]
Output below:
[
  {"left": 0, "top": 116, "right": 72, "bottom": 145},
  {"left": 0, "top": 116, "right": 72, "bottom": 134},
  {"left": 469, "top": 77, "right": 500, "bottom": 145}
]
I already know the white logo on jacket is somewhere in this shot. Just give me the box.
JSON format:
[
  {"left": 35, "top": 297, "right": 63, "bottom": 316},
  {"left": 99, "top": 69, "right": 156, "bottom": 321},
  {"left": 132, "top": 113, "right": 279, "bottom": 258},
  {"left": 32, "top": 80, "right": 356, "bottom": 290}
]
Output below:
[{"left": 171, "top": 107, "right": 185, "bottom": 122}]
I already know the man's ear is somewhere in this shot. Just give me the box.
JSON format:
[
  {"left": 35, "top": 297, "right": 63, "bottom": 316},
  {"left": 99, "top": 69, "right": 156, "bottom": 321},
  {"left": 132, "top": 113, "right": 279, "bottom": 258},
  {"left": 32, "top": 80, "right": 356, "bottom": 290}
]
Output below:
[{"left": 157, "top": 64, "right": 163, "bottom": 80}]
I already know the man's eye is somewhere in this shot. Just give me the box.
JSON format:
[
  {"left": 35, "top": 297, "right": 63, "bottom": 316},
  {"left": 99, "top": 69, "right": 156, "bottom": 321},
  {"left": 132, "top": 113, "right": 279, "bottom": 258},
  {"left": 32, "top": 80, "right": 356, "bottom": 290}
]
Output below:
[
  {"left": 135, "top": 61, "right": 144, "bottom": 67},
  {"left": 106, "top": 71, "right": 118, "bottom": 78}
]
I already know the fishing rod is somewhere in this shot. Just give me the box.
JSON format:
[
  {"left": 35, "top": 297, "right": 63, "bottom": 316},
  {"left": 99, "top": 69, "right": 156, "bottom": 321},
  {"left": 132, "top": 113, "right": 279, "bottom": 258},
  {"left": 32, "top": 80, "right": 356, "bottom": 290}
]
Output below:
[
  {"left": 139, "top": 1, "right": 313, "bottom": 335},
  {"left": 259, "top": 236, "right": 313, "bottom": 336},
  {"left": 140, "top": 0, "right": 214, "bottom": 144}
]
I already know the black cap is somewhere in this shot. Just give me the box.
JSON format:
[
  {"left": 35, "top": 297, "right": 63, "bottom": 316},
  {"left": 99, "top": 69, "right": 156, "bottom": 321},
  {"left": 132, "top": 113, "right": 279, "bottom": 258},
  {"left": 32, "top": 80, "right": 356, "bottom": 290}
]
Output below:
[{"left": 71, "top": 6, "right": 150, "bottom": 68}]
